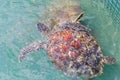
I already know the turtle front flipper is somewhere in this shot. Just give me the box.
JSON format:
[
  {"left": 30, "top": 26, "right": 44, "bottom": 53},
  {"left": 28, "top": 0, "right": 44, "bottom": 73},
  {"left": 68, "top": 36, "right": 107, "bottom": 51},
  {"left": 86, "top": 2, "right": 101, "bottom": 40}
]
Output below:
[
  {"left": 19, "top": 41, "right": 47, "bottom": 62},
  {"left": 103, "top": 56, "right": 116, "bottom": 64},
  {"left": 37, "top": 22, "right": 50, "bottom": 35}
]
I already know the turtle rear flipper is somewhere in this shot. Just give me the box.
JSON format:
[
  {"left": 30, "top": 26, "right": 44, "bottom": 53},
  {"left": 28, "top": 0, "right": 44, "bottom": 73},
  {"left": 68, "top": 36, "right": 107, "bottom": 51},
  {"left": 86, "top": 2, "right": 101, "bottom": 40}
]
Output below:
[
  {"left": 103, "top": 56, "right": 116, "bottom": 64},
  {"left": 19, "top": 41, "right": 47, "bottom": 62}
]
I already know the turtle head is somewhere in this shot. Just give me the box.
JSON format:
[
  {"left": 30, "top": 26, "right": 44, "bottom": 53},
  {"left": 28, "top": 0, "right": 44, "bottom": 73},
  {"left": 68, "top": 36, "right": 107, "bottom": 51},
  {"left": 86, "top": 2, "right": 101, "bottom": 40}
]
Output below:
[
  {"left": 37, "top": 22, "right": 50, "bottom": 35},
  {"left": 103, "top": 56, "right": 116, "bottom": 64}
]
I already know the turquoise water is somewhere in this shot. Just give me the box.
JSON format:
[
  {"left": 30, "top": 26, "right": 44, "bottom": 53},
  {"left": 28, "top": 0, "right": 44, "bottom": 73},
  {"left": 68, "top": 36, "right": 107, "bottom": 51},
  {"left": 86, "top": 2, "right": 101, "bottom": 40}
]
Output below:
[{"left": 0, "top": 0, "right": 120, "bottom": 80}]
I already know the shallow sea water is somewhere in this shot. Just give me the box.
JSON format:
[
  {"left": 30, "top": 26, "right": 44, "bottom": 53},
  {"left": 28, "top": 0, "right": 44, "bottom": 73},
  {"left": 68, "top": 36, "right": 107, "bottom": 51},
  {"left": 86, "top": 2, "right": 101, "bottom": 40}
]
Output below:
[{"left": 0, "top": 0, "right": 120, "bottom": 80}]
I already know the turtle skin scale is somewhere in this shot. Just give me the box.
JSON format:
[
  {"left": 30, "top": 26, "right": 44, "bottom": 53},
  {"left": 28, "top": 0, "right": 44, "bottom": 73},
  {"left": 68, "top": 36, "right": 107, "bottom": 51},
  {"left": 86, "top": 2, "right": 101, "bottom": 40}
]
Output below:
[{"left": 47, "top": 22, "right": 103, "bottom": 78}]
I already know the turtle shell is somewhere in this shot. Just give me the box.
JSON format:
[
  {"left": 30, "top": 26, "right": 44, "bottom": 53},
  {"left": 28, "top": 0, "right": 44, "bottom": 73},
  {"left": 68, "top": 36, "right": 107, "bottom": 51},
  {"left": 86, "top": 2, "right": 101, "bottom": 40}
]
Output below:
[{"left": 47, "top": 22, "right": 104, "bottom": 78}]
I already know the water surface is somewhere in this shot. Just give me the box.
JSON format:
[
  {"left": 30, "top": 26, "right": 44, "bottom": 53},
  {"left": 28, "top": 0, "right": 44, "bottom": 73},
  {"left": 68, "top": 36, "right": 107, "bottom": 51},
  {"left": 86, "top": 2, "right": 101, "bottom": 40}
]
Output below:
[{"left": 0, "top": 0, "right": 120, "bottom": 80}]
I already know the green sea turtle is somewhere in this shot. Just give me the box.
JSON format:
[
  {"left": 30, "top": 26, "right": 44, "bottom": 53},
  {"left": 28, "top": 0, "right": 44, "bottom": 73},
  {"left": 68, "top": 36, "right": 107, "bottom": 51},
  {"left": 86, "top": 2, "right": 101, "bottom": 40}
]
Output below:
[{"left": 19, "top": 2, "right": 116, "bottom": 80}]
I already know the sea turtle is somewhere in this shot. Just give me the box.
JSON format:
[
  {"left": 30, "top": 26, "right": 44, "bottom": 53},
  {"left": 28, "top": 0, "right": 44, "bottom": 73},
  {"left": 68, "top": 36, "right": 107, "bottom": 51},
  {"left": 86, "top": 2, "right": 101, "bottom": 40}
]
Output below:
[{"left": 19, "top": 9, "right": 116, "bottom": 80}]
